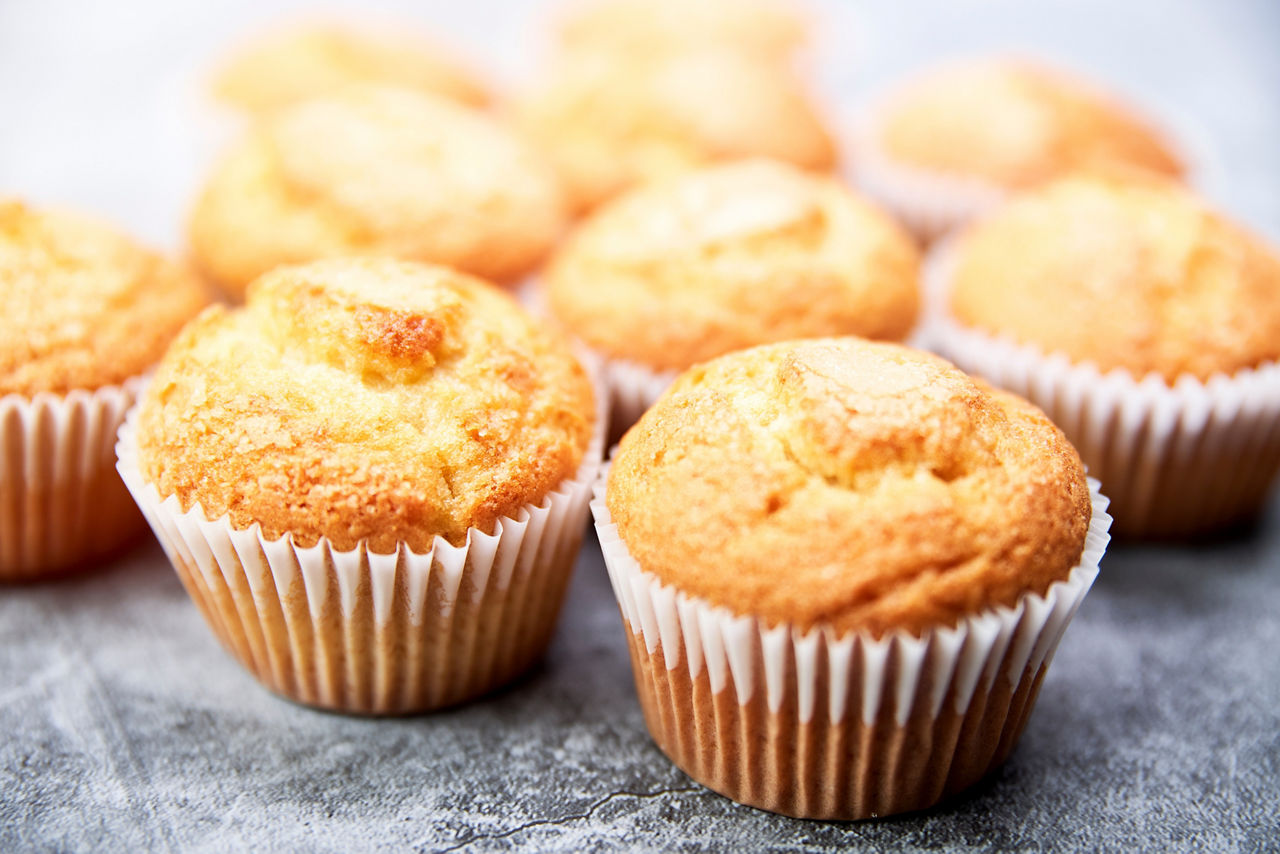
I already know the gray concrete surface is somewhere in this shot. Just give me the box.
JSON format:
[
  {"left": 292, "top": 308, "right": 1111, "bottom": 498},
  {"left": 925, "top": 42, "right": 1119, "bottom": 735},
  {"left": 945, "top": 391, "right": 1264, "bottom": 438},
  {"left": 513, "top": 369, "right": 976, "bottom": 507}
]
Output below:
[
  {"left": 2, "top": 516, "right": 1279, "bottom": 851},
  {"left": 1, "top": 0, "right": 1278, "bottom": 851}
]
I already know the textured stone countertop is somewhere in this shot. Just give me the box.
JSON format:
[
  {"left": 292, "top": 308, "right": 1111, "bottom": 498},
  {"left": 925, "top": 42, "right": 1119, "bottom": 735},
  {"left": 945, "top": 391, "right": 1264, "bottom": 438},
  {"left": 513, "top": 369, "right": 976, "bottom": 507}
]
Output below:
[
  {"left": 3, "top": 514, "right": 1279, "bottom": 851},
  {"left": 1, "top": 0, "right": 1278, "bottom": 851}
]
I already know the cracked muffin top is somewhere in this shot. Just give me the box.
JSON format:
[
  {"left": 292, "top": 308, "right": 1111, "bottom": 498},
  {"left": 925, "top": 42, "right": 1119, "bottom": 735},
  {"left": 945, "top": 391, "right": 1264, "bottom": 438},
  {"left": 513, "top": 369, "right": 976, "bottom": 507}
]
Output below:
[
  {"left": 135, "top": 257, "right": 596, "bottom": 553},
  {"left": 546, "top": 159, "right": 920, "bottom": 371},
  {"left": 515, "top": 49, "right": 837, "bottom": 214},
  {"left": 947, "top": 171, "right": 1280, "bottom": 381},
  {"left": 606, "top": 338, "right": 1090, "bottom": 636},
  {"left": 874, "top": 58, "right": 1183, "bottom": 189},
  {"left": 555, "top": 0, "right": 809, "bottom": 63},
  {"left": 213, "top": 21, "right": 490, "bottom": 113},
  {"left": 189, "top": 86, "right": 566, "bottom": 298},
  {"left": 0, "top": 199, "right": 210, "bottom": 397}
]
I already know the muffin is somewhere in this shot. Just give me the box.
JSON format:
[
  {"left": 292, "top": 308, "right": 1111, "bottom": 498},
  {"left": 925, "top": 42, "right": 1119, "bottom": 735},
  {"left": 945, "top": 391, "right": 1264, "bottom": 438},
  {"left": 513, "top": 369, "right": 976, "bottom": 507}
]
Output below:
[
  {"left": 855, "top": 57, "right": 1185, "bottom": 241},
  {"left": 927, "top": 171, "right": 1280, "bottom": 536},
  {"left": 189, "top": 86, "right": 566, "bottom": 299},
  {"left": 555, "top": 0, "right": 809, "bottom": 63},
  {"left": 0, "top": 200, "right": 209, "bottom": 581},
  {"left": 593, "top": 338, "right": 1110, "bottom": 819},
  {"left": 213, "top": 21, "right": 490, "bottom": 113},
  {"left": 544, "top": 159, "right": 920, "bottom": 432},
  {"left": 515, "top": 50, "right": 838, "bottom": 214},
  {"left": 117, "top": 257, "right": 601, "bottom": 713}
]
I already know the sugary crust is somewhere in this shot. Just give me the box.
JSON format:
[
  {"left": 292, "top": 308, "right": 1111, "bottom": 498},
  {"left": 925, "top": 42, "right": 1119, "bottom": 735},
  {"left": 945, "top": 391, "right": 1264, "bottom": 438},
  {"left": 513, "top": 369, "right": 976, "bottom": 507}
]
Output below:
[
  {"left": 555, "top": 0, "right": 809, "bottom": 62},
  {"left": 213, "top": 23, "right": 490, "bottom": 113},
  {"left": 949, "top": 172, "right": 1280, "bottom": 381},
  {"left": 189, "top": 86, "right": 566, "bottom": 298},
  {"left": 515, "top": 50, "right": 838, "bottom": 213},
  {"left": 546, "top": 160, "right": 919, "bottom": 370},
  {"left": 0, "top": 200, "right": 210, "bottom": 396},
  {"left": 876, "top": 58, "right": 1184, "bottom": 189},
  {"left": 135, "top": 257, "right": 596, "bottom": 553},
  {"left": 607, "top": 338, "right": 1091, "bottom": 637}
]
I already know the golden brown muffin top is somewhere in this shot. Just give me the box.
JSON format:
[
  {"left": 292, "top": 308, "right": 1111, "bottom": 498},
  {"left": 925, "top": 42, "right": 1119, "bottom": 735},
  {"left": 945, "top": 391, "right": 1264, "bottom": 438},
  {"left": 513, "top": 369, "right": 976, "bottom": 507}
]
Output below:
[
  {"left": 546, "top": 159, "right": 920, "bottom": 371},
  {"left": 876, "top": 58, "right": 1183, "bottom": 189},
  {"left": 515, "top": 49, "right": 838, "bottom": 213},
  {"left": 948, "top": 172, "right": 1280, "bottom": 381},
  {"left": 555, "top": 0, "right": 809, "bottom": 62},
  {"left": 0, "top": 200, "right": 209, "bottom": 397},
  {"left": 213, "top": 22, "right": 490, "bottom": 113},
  {"left": 136, "top": 257, "right": 596, "bottom": 553},
  {"left": 607, "top": 338, "right": 1091, "bottom": 637},
  {"left": 189, "top": 86, "right": 566, "bottom": 298}
]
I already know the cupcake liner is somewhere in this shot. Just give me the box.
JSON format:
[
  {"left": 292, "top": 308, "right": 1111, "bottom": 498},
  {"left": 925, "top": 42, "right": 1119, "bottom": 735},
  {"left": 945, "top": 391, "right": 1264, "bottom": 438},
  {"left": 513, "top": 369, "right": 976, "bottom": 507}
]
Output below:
[
  {"left": 0, "top": 378, "right": 147, "bottom": 581},
  {"left": 115, "top": 384, "right": 605, "bottom": 715},
  {"left": 847, "top": 120, "right": 1006, "bottom": 245},
  {"left": 592, "top": 465, "right": 1110, "bottom": 820},
  {"left": 514, "top": 280, "right": 668, "bottom": 441},
  {"left": 849, "top": 94, "right": 1203, "bottom": 246},
  {"left": 924, "top": 244, "right": 1280, "bottom": 537},
  {"left": 599, "top": 356, "right": 678, "bottom": 443}
]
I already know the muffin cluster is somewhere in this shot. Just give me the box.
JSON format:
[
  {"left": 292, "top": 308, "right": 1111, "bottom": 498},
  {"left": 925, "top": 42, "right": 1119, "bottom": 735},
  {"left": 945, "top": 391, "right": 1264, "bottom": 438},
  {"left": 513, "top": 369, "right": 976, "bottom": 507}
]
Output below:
[{"left": 6, "top": 0, "right": 1277, "bottom": 827}]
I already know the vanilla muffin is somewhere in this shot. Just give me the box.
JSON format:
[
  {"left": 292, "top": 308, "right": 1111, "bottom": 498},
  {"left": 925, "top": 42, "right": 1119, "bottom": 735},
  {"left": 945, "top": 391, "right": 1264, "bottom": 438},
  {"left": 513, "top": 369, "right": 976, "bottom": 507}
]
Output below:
[
  {"left": 594, "top": 338, "right": 1109, "bottom": 819},
  {"left": 516, "top": 50, "right": 837, "bottom": 213},
  {"left": 214, "top": 22, "right": 489, "bottom": 113},
  {"left": 189, "top": 86, "right": 566, "bottom": 299},
  {"left": 929, "top": 171, "right": 1280, "bottom": 536},
  {"left": 0, "top": 200, "right": 209, "bottom": 581},
  {"left": 856, "top": 58, "right": 1185, "bottom": 241},
  {"left": 119, "top": 257, "right": 600, "bottom": 712},
  {"left": 545, "top": 159, "right": 919, "bottom": 430},
  {"left": 555, "top": 0, "right": 809, "bottom": 63}
]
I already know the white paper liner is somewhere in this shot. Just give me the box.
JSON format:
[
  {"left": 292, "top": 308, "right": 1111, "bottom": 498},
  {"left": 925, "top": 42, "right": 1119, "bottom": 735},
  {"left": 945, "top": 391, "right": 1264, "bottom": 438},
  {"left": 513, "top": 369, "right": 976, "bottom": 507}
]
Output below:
[
  {"left": 115, "top": 380, "right": 605, "bottom": 714},
  {"left": 848, "top": 93, "right": 1203, "bottom": 246},
  {"left": 513, "top": 280, "right": 669, "bottom": 440},
  {"left": 591, "top": 463, "right": 1110, "bottom": 818},
  {"left": 599, "top": 356, "right": 679, "bottom": 442},
  {"left": 924, "top": 242, "right": 1280, "bottom": 536},
  {"left": 848, "top": 120, "right": 1007, "bottom": 244},
  {"left": 0, "top": 377, "right": 147, "bottom": 581}
]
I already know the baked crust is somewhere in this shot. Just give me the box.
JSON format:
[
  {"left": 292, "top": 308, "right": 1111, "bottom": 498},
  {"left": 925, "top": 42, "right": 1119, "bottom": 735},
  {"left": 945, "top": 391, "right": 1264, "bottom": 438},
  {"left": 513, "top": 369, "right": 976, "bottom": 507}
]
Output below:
[
  {"left": 189, "top": 86, "right": 566, "bottom": 297},
  {"left": 546, "top": 160, "right": 919, "bottom": 370},
  {"left": 214, "top": 23, "right": 489, "bottom": 113},
  {"left": 0, "top": 200, "right": 209, "bottom": 396},
  {"left": 607, "top": 338, "right": 1090, "bottom": 637},
  {"left": 515, "top": 50, "right": 837, "bottom": 213},
  {"left": 877, "top": 58, "right": 1183, "bottom": 188},
  {"left": 136, "top": 257, "right": 595, "bottom": 553},
  {"left": 949, "top": 171, "right": 1280, "bottom": 381}
]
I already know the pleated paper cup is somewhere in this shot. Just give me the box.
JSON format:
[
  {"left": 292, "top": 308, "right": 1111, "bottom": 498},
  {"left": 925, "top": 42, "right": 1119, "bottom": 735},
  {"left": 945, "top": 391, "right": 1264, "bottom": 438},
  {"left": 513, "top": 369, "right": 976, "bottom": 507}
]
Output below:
[
  {"left": 599, "top": 356, "right": 678, "bottom": 443},
  {"left": 592, "top": 468, "right": 1110, "bottom": 820},
  {"left": 0, "top": 377, "right": 147, "bottom": 582},
  {"left": 115, "top": 394, "right": 605, "bottom": 715},
  {"left": 848, "top": 121, "right": 1006, "bottom": 245},
  {"left": 516, "top": 281, "right": 672, "bottom": 441},
  {"left": 924, "top": 244, "right": 1280, "bottom": 537}
]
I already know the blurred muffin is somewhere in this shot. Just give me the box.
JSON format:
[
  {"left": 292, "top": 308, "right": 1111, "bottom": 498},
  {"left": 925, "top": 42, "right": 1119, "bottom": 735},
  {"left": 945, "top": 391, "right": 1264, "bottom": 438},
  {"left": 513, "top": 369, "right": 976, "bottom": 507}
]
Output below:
[
  {"left": 928, "top": 171, "right": 1280, "bottom": 536},
  {"left": 594, "top": 338, "right": 1109, "bottom": 819},
  {"left": 545, "top": 159, "right": 919, "bottom": 430},
  {"left": 856, "top": 58, "right": 1185, "bottom": 241},
  {"left": 0, "top": 199, "right": 209, "bottom": 580},
  {"left": 555, "top": 0, "right": 809, "bottom": 63},
  {"left": 119, "top": 257, "right": 600, "bottom": 713},
  {"left": 214, "top": 21, "right": 489, "bottom": 113},
  {"left": 189, "top": 86, "right": 566, "bottom": 299},
  {"left": 516, "top": 50, "right": 838, "bottom": 213}
]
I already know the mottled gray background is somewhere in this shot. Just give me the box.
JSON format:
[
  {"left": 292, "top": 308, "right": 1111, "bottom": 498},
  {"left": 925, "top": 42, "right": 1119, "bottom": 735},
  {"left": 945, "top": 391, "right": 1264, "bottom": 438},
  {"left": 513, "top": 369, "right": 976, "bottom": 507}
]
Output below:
[{"left": 1, "top": 1, "right": 1278, "bottom": 851}]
